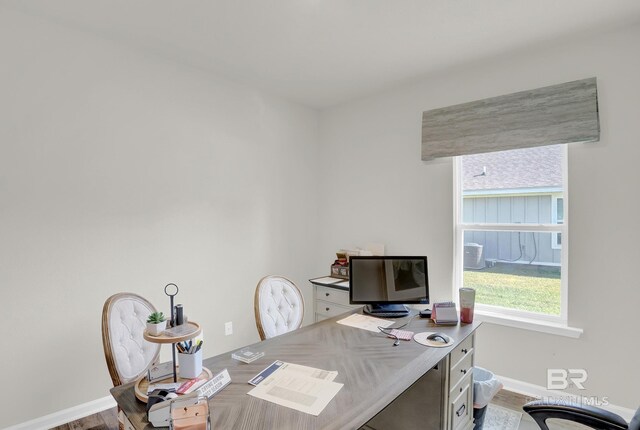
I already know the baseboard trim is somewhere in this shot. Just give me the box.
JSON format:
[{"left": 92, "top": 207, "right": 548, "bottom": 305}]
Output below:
[
  {"left": 5, "top": 395, "right": 116, "bottom": 430},
  {"left": 497, "top": 374, "right": 636, "bottom": 422}
]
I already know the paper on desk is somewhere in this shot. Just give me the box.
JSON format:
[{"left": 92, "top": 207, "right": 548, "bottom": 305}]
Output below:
[
  {"left": 249, "top": 361, "right": 338, "bottom": 386},
  {"left": 336, "top": 313, "right": 394, "bottom": 332},
  {"left": 279, "top": 362, "right": 338, "bottom": 382},
  {"left": 248, "top": 367, "right": 343, "bottom": 416}
]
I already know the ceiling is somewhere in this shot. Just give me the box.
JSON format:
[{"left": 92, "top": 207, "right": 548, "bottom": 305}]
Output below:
[{"left": 4, "top": 0, "right": 640, "bottom": 108}]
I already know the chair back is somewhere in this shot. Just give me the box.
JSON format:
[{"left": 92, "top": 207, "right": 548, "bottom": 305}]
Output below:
[
  {"left": 102, "top": 292, "right": 161, "bottom": 386},
  {"left": 524, "top": 400, "right": 634, "bottom": 430},
  {"left": 254, "top": 276, "right": 304, "bottom": 340},
  {"left": 630, "top": 408, "right": 640, "bottom": 430}
]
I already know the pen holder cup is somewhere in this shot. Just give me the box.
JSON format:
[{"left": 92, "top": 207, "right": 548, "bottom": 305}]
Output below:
[{"left": 178, "top": 349, "right": 203, "bottom": 379}]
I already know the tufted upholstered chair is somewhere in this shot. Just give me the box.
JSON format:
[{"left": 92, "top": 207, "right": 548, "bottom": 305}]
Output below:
[
  {"left": 254, "top": 276, "right": 305, "bottom": 340},
  {"left": 102, "top": 292, "right": 161, "bottom": 387}
]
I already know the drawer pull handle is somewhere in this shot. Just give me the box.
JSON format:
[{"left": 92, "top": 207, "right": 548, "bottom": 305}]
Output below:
[
  {"left": 325, "top": 293, "right": 330, "bottom": 296},
  {"left": 456, "top": 404, "right": 466, "bottom": 417},
  {"left": 326, "top": 307, "right": 330, "bottom": 311},
  {"left": 461, "top": 348, "right": 468, "bottom": 354},
  {"left": 461, "top": 369, "right": 467, "bottom": 374},
  {"left": 460, "top": 387, "right": 463, "bottom": 393}
]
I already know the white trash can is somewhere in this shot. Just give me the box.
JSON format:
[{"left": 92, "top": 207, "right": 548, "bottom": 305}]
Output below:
[{"left": 473, "top": 367, "right": 503, "bottom": 430}]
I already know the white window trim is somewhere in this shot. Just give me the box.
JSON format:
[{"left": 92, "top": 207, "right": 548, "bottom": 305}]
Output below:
[
  {"left": 453, "top": 145, "right": 580, "bottom": 337},
  {"left": 474, "top": 309, "right": 583, "bottom": 338},
  {"left": 551, "top": 194, "right": 563, "bottom": 250}
]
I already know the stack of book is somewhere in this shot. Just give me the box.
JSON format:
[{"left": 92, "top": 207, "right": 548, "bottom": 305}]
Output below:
[{"left": 232, "top": 349, "right": 265, "bottom": 364}]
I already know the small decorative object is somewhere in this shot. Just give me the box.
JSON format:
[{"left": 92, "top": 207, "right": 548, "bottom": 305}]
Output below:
[
  {"left": 147, "top": 362, "right": 175, "bottom": 383},
  {"left": 330, "top": 251, "right": 350, "bottom": 279},
  {"left": 169, "top": 395, "right": 210, "bottom": 430},
  {"left": 165, "top": 283, "right": 179, "bottom": 327},
  {"left": 164, "top": 283, "right": 181, "bottom": 382},
  {"left": 147, "top": 311, "right": 167, "bottom": 336},
  {"left": 174, "top": 303, "right": 184, "bottom": 325}
]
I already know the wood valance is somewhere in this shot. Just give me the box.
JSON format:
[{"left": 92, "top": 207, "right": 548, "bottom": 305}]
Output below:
[{"left": 421, "top": 77, "right": 600, "bottom": 161}]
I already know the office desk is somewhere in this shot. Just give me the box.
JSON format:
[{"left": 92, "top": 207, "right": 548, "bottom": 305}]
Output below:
[{"left": 111, "top": 310, "right": 480, "bottom": 430}]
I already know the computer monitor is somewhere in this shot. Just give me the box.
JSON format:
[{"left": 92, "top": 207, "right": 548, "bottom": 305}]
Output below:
[{"left": 349, "top": 256, "right": 429, "bottom": 317}]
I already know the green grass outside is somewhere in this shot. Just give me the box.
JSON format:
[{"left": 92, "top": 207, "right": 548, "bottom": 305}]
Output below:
[{"left": 463, "top": 263, "right": 561, "bottom": 315}]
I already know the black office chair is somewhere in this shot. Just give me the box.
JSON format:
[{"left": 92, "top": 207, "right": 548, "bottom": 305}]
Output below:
[{"left": 523, "top": 400, "right": 640, "bottom": 430}]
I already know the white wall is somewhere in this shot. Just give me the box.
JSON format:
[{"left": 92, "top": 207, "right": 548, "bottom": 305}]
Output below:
[
  {"left": 318, "top": 24, "right": 640, "bottom": 409},
  {"left": 0, "top": 8, "right": 321, "bottom": 428}
]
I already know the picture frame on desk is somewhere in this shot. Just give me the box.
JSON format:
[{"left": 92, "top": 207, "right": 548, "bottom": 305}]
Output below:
[{"left": 330, "top": 264, "right": 349, "bottom": 279}]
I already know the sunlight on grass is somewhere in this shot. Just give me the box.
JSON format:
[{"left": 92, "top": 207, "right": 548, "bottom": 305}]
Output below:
[{"left": 463, "top": 263, "right": 561, "bottom": 315}]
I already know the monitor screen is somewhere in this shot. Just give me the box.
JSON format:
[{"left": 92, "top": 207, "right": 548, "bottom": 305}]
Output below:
[{"left": 349, "top": 256, "right": 429, "bottom": 305}]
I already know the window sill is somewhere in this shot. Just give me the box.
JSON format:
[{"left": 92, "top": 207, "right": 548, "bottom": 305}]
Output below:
[{"left": 475, "top": 310, "right": 583, "bottom": 338}]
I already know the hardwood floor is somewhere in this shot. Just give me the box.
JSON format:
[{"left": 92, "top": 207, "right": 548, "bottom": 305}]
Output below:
[
  {"left": 55, "top": 390, "right": 587, "bottom": 429},
  {"left": 50, "top": 407, "right": 118, "bottom": 430}
]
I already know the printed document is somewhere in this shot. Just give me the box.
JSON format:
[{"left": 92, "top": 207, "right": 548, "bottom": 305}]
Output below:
[
  {"left": 336, "top": 313, "right": 394, "bottom": 332},
  {"left": 249, "top": 361, "right": 338, "bottom": 386},
  {"left": 248, "top": 362, "right": 343, "bottom": 416},
  {"left": 277, "top": 362, "right": 338, "bottom": 382}
]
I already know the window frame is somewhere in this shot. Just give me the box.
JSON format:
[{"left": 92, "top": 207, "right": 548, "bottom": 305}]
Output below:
[
  {"left": 453, "top": 145, "right": 569, "bottom": 325},
  {"left": 551, "top": 195, "right": 564, "bottom": 249}
]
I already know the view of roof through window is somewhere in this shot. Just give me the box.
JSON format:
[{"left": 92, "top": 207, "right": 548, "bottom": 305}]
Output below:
[{"left": 463, "top": 145, "right": 563, "bottom": 194}]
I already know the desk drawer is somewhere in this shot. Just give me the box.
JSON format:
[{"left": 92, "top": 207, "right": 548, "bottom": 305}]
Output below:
[
  {"left": 450, "top": 334, "right": 473, "bottom": 368},
  {"left": 121, "top": 412, "right": 136, "bottom": 430},
  {"left": 450, "top": 349, "right": 473, "bottom": 391},
  {"left": 315, "top": 285, "right": 352, "bottom": 306},
  {"left": 316, "top": 300, "right": 353, "bottom": 318},
  {"left": 450, "top": 374, "right": 473, "bottom": 430},
  {"left": 451, "top": 367, "right": 473, "bottom": 398}
]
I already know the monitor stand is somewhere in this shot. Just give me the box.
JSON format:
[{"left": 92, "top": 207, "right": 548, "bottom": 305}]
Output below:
[{"left": 363, "top": 304, "right": 409, "bottom": 318}]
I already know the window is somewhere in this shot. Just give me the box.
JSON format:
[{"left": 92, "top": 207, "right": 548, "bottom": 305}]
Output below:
[{"left": 454, "top": 145, "right": 568, "bottom": 323}]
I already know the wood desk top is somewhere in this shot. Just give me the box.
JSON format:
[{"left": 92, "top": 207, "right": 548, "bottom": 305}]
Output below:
[{"left": 111, "top": 310, "right": 481, "bottom": 430}]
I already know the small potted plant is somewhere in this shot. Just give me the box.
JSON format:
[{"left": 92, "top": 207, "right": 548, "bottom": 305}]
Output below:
[{"left": 146, "top": 311, "right": 167, "bottom": 336}]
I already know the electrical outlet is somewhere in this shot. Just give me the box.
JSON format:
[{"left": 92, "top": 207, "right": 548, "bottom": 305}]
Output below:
[{"left": 224, "top": 321, "right": 233, "bottom": 336}]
